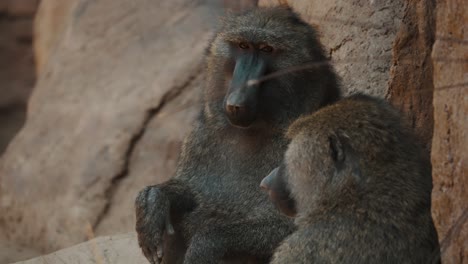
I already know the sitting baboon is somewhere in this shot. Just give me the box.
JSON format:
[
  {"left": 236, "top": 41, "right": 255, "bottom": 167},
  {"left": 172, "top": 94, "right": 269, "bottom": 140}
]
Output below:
[
  {"left": 262, "top": 94, "right": 440, "bottom": 263},
  {"left": 135, "top": 6, "right": 341, "bottom": 264}
]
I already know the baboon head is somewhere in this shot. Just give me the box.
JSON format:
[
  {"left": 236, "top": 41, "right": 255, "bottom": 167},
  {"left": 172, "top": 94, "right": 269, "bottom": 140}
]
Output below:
[
  {"left": 261, "top": 131, "right": 360, "bottom": 218},
  {"left": 264, "top": 95, "right": 432, "bottom": 220},
  {"left": 205, "top": 6, "right": 339, "bottom": 129},
  {"left": 284, "top": 127, "right": 362, "bottom": 218}
]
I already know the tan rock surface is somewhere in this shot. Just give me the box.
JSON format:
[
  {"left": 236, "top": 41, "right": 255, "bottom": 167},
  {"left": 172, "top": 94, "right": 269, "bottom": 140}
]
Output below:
[
  {"left": 14, "top": 233, "right": 146, "bottom": 264},
  {"left": 0, "top": 0, "right": 222, "bottom": 256},
  {"left": 431, "top": 0, "right": 468, "bottom": 263},
  {"left": 259, "top": 0, "right": 405, "bottom": 96},
  {"left": 0, "top": 236, "right": 40, "bottom": 264},
  {"left": 386, "top": 0, "right": 435, "bottom": 149},
  {"left": 94, "top": 74, "right": 203, "bottom": 236},
  {"left": 33, "top": 0, "right": 79, "bottom": 75}
]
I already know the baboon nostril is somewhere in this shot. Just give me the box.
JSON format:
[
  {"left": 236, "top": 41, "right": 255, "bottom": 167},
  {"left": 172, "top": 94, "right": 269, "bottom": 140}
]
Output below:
[{"left": 226, "top": 104, "right": 247, "bottom": 116}]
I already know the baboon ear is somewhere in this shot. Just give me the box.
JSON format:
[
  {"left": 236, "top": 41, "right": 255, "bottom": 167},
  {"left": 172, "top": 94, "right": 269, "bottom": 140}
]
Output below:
[
  {"left": 329, "top": 133, "right": 345, "bottom": 163},
  {"left": 329, "top": 133, "right": 361, "bottom": 180}
]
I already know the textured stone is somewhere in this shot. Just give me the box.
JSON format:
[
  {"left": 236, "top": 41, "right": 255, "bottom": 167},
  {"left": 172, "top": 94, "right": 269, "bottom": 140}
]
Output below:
[
  {"left": 431, "top": 0, "right": 468, "bottom": 263},
  {"left": 259, "top": 0, "right": 405, "bottom": 97},
  {"left": 0, "top": 0, "right": 222, "bottom": 256},
  {"left": 14, "top": 233, "right": 146, "bottom": 264},
  {"left": 33, "top": 0, "right": 79, "bottom": 75},
  {"left": 386, "top": 0, "right": 435, "bottom": 149},
  {"left": 0, "top": 235, "right": 40, "bottom": 264},
  {"left": 94, "top": 74, "right": 203, "bottom": 236}
]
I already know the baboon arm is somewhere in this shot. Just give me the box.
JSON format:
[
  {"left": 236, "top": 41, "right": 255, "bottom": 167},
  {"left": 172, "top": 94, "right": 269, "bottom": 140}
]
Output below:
[
  {"left": 158, "top": 179, "right": 197, "bottom": 219},
  {"left": 184, "top": 218, "right": 293, "bottom": 264}
]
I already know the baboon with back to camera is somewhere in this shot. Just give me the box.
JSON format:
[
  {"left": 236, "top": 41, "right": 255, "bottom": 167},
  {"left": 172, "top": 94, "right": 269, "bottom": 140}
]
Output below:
[
  {"left": 135, "top": 6, "right": 341, "bottom": 264},
  {"left": 261, "top": 94, "right": 440, "bottom": 263}
]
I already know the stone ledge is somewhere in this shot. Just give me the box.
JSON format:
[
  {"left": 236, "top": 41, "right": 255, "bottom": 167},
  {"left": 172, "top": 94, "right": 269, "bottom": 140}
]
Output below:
[{"left": 14, "top": 233, "right": 147, "bottom": 264}]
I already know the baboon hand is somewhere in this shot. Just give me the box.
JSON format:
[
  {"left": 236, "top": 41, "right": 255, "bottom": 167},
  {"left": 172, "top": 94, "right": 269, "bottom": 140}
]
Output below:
[{"left": 135, "top": 186, "right": 175, "bottom": 264}]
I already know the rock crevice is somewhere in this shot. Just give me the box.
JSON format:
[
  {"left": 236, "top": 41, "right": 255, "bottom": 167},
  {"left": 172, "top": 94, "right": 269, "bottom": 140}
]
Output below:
[{"left": 95, "top": 66, "right": 203, "bottom": 230}]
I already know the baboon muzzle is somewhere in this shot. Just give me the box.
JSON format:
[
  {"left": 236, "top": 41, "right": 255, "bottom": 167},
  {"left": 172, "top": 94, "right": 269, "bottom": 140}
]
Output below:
[
  {"left": 225, "top": 54, "right": 266, "bottom": 128},
  {"left": 261, "top": 167, "right": 297, "bottom": 217}
]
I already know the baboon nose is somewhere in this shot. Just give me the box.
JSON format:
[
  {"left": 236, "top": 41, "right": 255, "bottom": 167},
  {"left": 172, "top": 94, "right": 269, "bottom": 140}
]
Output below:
[
  {"left": 225, "top": 103, "right": 256, "bottom": 128},
  {"left": 225, "top": 104, "right": 248, "bottom": 117},
  {"left": 260, "top": 176, "right": 271, "bottom": 191}
]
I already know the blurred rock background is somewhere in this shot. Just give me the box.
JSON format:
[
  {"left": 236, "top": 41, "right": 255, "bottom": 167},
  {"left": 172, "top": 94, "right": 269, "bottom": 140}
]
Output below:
[
  {"left": 0, "top": 0, "right": 465, "bottom": 263},
  {"left": 0, "top": 0, "right": 37, "bottom": 155},
  {"left": 0, "top": 0, "right": 40, "bottom": 262}
]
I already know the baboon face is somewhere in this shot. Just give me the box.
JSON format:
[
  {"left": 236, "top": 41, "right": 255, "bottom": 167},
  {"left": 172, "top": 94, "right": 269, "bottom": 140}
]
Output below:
[
  {"left": 261, "top": 165, "right": 297, "bottom": 217},
  {"left": 207, "top": 7, "right": 328, "bottom": 128},
  {"left": 261, "top": 132, "right": 361, "bottom": 217},
  {"left": 284, "top": 127, "right": 363, "bottom": 215},
  {"left": 262, "top": 133, "right": 334, "bottom": 217}
]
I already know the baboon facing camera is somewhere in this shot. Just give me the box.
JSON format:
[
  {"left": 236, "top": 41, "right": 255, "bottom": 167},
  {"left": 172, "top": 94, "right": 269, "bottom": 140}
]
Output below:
[
  {"left": 262, "top": 94, "right": 440, "bottom": 263},
  {"left": 135, "top": 6, "right": 341, "bottom": 264}
]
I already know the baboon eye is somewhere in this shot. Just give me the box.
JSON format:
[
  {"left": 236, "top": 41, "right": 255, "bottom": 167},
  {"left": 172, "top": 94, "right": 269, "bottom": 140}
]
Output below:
[
  {"left": 239, "top": 42, "right": 249, "bottom": 49},
  {"left": 261, "top": 45, "right": 273, "bottom": 53}
]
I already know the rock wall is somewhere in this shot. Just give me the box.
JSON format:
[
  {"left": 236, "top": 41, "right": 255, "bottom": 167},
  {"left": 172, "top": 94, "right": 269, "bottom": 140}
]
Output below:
[
  {"left": 386, "top": 0, "right": 435, "bottom": 150},
  {"left": 0, "top": 0, "right": 224, "bottom": 255},
  {"left": 14, "top": 233, "right": 146, "bottom": 264},
  {"left": 33, "top": 0, "right": 79, "bottom": 75},
  {"left": 431, "top": 0, "right": 467, "bottom": 263},
  {"left": 260, "top": 0, "right": 405, "bottom": 97}
]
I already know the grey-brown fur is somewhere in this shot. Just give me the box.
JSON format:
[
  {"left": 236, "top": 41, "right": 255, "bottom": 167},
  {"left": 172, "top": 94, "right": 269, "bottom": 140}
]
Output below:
[
  {"left": 134, "top": 6, "right": 340, "bottom": 264},
  {"left": 270, "top": 94, "right": 440, "bottom": 263}
]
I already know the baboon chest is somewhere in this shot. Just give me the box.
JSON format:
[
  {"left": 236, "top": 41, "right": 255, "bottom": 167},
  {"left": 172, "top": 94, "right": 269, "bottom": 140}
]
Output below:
[{"left": 183, "top": 130, "right": 287, "bottom": 209}]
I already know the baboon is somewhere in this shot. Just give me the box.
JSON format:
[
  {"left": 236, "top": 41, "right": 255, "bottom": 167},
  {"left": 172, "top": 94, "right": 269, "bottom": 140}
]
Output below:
[
  {"left": 262, "top": 94, "right": 440, "bottom": 263},
  {"left": 135, "top": 6, "right": 341, "bottom": 264}
]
